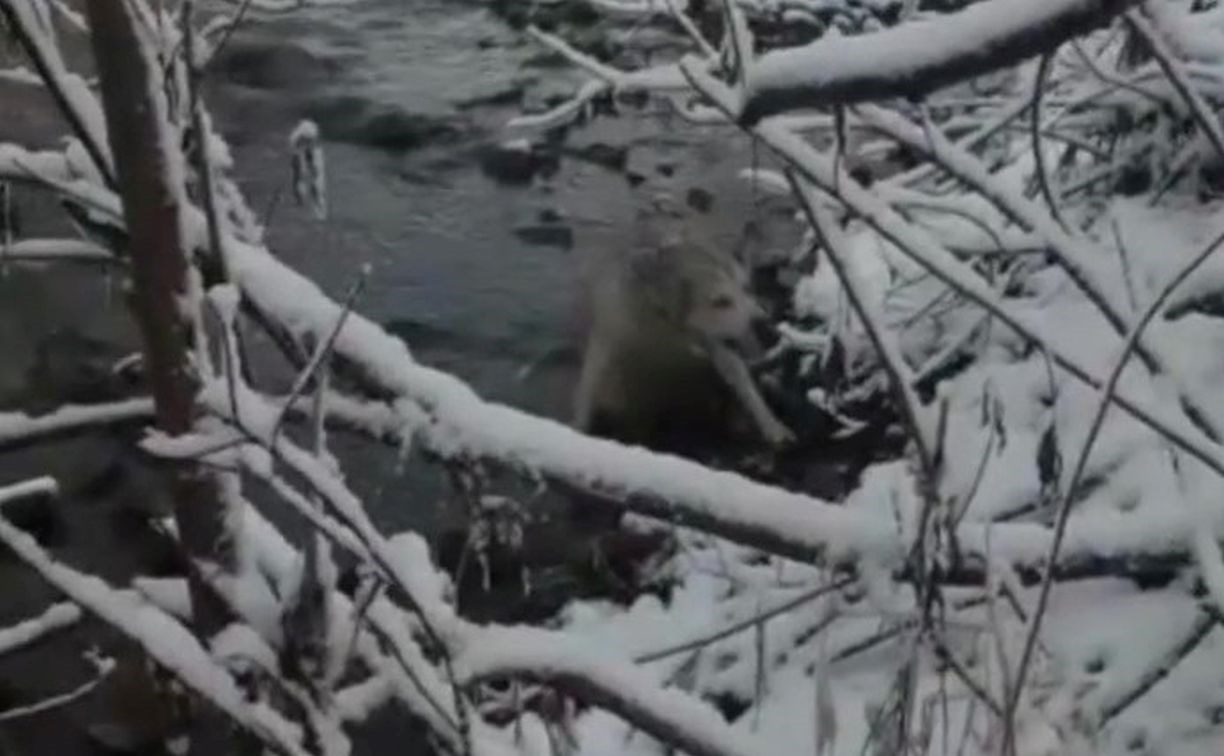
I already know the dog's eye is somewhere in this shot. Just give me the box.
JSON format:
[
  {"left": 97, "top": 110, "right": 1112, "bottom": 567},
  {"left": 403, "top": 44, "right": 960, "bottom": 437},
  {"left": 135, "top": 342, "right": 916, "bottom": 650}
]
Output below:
[{"left": 711, "top": 294, "right": 734, "bottom": 310}]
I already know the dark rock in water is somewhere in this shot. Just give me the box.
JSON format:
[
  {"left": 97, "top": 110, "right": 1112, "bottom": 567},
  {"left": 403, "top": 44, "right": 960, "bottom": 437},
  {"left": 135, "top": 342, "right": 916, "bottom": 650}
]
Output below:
[
  {"left": 453, "top": 82, "right": 528, "bottom": 110},
  {"left": 477, "top": 140, "right": 559, "bottom": 184},
  {"left": 359, "top": 108, "right": 462, "bottom": 151},
  {"left": 213, "top": 40, "right": 340, "bottom": 91},
  {"left": 304, "top": 96, "right": 463, "bottom": 152},
  {"left": 537, "top": 207, "right": 563, "bottom": 224},
  {"left": 656, "top": 162, "right": 676, "bottom": 177},
  {"left": 514, "top": 223, "right": 574, "bottom": 249},
  {"left": 489, "top": 0, "right": 599, "bottom": 31},
  {"left": 564, "top": 142, "right": 628, "bottom": 172},
  {"left": 626, "top": 170, "right": 647, "bottom": 187},
  {"left": 686, "top": 186, "right": 714, "bottom": 213},
  {"left": 617, "top": 89, "right": 650, "bottom": 110},
  {"left": 521, "top": 50, "right": 569, "bottom": 69}
]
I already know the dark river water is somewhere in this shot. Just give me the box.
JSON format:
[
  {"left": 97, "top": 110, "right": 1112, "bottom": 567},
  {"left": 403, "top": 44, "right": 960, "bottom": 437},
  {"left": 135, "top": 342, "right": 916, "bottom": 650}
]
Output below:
[{"left": 0, "top": 2, "right": 806, "bottom": 752}]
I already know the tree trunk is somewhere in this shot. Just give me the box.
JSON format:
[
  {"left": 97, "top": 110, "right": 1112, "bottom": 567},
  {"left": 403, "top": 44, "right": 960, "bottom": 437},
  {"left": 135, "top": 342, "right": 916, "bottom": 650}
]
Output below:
[{"left": 85, "top": 2, "right": 240, "bottom": 752}]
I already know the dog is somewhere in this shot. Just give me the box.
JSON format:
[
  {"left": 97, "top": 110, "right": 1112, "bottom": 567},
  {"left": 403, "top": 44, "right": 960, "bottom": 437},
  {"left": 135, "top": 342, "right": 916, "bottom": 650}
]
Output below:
[{"left": 572, "top": 199, "right": 794, "bottom": 451}]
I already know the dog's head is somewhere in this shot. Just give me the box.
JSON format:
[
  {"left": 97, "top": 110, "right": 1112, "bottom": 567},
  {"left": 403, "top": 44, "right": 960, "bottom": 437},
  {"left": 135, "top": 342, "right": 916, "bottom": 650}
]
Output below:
[{"left": 632, "top": 224, "right": 766, "bottom": 357}]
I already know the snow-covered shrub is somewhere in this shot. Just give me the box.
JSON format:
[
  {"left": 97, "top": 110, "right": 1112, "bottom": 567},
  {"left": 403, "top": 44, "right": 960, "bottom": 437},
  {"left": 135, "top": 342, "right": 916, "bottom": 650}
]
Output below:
[{"left": 5, "top": 0, "right": 1224, "bottom": 755}]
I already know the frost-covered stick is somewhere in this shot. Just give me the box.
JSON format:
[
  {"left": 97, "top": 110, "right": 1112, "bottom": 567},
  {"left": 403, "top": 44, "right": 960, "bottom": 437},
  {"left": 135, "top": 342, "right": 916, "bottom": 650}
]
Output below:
[
  {"left": 1005, "top": 222, "right": 1224, "bottom": 747},
  {"left": 681, "top": 61, "right": 1224, "bottom": 480},
  {"left": 0, "top": 397, "right": 154, "bottom": 452},
  {"left": 0, "top": 0, "right": 115, "bottom": 187},
  {"left": 0, "top": 601, "right": 81, "bottom": 656},
  {"left": 0, "top": 505, "right": 310, "bottom": 755},
  {"left": 0, "top": 237, "right": 118, "bottom": 265},
  {"left": 0, "top": 475, "right": 57, "bottom": 505},
  {"left": 1124, "top": 8, "right": 1224, "bottom": 163},
  {"left": 738, "top": 0, "right": 1139, "bottom": 123},
  {"left": 0, "top": 651, "right": 114, "bottom": 723}
]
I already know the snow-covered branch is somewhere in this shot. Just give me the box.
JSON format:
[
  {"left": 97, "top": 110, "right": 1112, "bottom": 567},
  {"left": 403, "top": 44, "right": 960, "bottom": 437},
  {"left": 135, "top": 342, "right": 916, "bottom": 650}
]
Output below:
[
  {"left": 739, "top": 0, "right": 1139, "bottom": 122},
  {"left": 0, "top": 399, "right": 153, "bottom": 451},
  {"left": 458, "top": 626, "right": 765, "bottom": 756}
]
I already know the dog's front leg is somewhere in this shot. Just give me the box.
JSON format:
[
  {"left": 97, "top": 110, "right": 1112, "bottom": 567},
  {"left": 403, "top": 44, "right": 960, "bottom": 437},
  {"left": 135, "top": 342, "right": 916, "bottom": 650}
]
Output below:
[{"left": 708, "top": 341, "right": 795, "bottom": 446}]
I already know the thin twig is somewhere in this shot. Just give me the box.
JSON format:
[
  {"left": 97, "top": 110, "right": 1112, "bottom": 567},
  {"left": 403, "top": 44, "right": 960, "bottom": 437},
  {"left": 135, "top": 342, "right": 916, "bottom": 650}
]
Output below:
[
  {"left": 1032, "top": 50, "right": 1068, "bottom": 232},
  {"left": 635, "top": 576, "right": 854, "bottom": 664},
  {"left": 0, "top": 654, "right": 114, "bottom": 722}
]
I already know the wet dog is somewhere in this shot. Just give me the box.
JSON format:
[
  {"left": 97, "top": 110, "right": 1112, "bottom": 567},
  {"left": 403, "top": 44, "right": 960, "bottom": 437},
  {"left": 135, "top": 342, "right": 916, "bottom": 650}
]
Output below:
[{"left": 572, "top": 202, "right": 793, "bottom": 451}]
